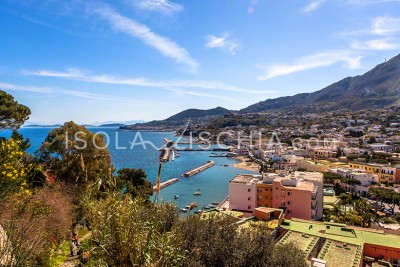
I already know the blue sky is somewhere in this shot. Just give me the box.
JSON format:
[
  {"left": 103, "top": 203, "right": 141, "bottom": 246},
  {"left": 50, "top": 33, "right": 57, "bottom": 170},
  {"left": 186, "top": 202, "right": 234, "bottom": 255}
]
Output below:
[{"left": 1, "top": 0, "right": 400, "bottom": 124}]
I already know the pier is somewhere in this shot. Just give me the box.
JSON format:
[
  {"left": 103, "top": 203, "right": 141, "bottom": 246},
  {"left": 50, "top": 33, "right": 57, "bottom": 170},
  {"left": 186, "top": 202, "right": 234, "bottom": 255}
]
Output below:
[
  {"left": 153, "top": 178, "right": 179, "bottom": 190},
  {"left": 184, "top": 161, "right": 215, "bottom": 177}
]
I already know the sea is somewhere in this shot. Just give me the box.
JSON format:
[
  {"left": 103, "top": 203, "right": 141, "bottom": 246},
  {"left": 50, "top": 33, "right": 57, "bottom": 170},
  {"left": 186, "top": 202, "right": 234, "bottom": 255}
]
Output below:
[{"left": 0, "top": 127, "right": 257, "bottom": 210}]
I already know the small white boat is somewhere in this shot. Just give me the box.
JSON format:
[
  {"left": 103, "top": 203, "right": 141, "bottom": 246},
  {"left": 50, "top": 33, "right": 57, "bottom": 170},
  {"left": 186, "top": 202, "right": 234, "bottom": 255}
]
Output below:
[
  {"left": 174, "top": 195, "right": 179, "bottom": 199},
  {"left": 180, "top": 208, "right": 189, "bottom": 213}
]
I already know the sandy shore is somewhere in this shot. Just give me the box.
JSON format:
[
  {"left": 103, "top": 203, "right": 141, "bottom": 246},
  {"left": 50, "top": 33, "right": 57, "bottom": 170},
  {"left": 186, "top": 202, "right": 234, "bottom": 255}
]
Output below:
[{"left": 233, "top": 156, "right": 260, "bottom": 172}]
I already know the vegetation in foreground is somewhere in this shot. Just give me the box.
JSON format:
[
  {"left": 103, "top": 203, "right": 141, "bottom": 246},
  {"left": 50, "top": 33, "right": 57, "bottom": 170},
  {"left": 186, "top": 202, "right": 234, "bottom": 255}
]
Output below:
[{"left": 0, "top": 90, "right": 307, "bottom": 267}]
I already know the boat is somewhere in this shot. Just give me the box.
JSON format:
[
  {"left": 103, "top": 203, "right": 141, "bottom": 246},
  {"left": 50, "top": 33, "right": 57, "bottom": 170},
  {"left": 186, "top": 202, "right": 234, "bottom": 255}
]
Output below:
[
  {"left": 185, "top": 205, "right": 191, "bottom": 209},
  {"left": 174, "top": 195, "right": 179, "bottom": 199},
  {"left": 224, "top": 164, "right": 229, "bottom": 167},
  {"left": 175, "top": 152, "right": 181, "bottom": 158},
  {"left": 180, "top": 208, "right": 189, "bottom": 213},
  {"left": 194, "top": 191, "right": 202, "bottom": 196},
  {"left": 212, "top": 202, "right": 219, "bottom": 205},
  {"left": 194, "top": 210, "right": 202, "bottom": 214}
]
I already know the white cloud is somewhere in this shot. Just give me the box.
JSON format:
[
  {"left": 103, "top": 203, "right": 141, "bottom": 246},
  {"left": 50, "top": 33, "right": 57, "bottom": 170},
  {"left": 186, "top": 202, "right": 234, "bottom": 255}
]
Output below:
[
  {"left": 347, "top": 0, "right": 400, "bottom": 4},
  {"left": 371, "top": 16, "right": 400, "bottom": 36},
  {"left": 351, "top": 38, "right": 400, "bottom": 50},
  {"left": 87, "top": 4, "right": 198, "bottom": 72},
  {"left": 301, "top": 0, "right": 325, "bottom": 13},
  {"left": 205, "top": 33, "right": 241, "bottom": 55},
  {"left": 0, "top": 82, "right": 161, "bottom": 106},
  {"left": 23, "top": 68, "right": 275, "bottom": 94},
  {"left": 128, "top": 0, "right": 183, "bottom": 14},
  {"left": 257, "top": 50, "right": 362, "bottom": 80}
]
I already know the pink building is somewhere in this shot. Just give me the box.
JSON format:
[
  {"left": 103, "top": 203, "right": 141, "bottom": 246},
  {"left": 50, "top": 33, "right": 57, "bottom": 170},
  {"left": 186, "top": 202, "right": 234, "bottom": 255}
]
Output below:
[
  {"left": 229, "top": 172, "right": 323, "bottom": 220},
  {"left": 228, "top": 174, "right": 259, "bottom": 212}
]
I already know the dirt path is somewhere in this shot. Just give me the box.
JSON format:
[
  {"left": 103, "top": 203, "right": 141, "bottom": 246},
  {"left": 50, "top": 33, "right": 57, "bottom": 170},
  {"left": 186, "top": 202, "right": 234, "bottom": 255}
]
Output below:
[{"left": 60, "top": 231, "right": 91, "bottom": 267}]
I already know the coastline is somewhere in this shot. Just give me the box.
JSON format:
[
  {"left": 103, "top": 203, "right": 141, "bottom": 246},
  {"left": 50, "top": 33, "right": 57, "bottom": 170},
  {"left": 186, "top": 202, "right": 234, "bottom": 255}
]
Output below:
[{"left": 233, "top": 156, "right": 260, "bottom": 172}]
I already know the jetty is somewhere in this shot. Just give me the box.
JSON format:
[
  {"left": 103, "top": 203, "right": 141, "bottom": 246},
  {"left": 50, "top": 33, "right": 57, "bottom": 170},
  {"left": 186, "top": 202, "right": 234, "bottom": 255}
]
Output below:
[
  {"left": 153, "top": 178, "right": 179, "bottom": 190},
  {"left": 184, "top": 161, "right": 215, "bottom": 177}
]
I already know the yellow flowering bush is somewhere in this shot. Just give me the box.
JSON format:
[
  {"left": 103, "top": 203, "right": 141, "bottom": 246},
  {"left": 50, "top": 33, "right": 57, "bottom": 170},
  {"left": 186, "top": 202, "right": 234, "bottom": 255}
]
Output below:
[{"left": 0, "top": 138, "right": 31, "bottom": 196}]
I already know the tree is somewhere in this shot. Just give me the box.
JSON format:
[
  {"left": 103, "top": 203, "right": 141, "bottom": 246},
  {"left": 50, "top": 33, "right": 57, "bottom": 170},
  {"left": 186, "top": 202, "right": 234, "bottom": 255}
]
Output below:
[
  {"left": 338, "top": 193, "right": 352, "bottom": 215},
  {"left": 369, "top": 187, "right": 400, "bottom": 215},
  {"left": 117, "top": 168, "right": 153, "bottom": 201},
  {"left": 0, "top": 90, "right": 31, "bottom": 130},
  {"left": 36, "top": 121, "right": 114, "bottom": 186}
]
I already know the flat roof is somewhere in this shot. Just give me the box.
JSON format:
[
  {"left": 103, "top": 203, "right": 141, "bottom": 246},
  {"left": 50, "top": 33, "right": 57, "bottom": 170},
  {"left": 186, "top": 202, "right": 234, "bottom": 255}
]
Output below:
[
  {"left": 281, "top": 219, "right": 400, "bottom": 248},
  {"left": 230, "top": 174, "right": 259, "bottom": 185},
  {"left": 317, "top": 240, "right": 362, "bottom": 267}
]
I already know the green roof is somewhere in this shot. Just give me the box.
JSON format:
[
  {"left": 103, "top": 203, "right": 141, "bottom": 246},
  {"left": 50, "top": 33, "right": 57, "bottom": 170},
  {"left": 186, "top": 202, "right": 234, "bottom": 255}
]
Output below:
[{"left": 280, "top": 219, "right": 400, "bottom": 248}]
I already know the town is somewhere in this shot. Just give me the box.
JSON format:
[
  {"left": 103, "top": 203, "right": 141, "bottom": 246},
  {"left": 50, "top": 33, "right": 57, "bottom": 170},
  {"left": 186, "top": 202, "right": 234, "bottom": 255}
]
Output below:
[{"left": 166, "top": 106, "right": 400, "bottom": 267}]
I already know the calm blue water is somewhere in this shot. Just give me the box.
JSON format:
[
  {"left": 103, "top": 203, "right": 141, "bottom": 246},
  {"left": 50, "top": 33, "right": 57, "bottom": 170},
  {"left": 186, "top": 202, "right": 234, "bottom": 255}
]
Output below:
[{"left": 0, "top": 127, "right": 256, "bottom": 209}]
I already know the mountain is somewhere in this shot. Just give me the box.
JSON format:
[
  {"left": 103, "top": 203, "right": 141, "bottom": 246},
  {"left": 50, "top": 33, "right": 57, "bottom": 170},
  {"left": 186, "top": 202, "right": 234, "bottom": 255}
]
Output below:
[
  {"left": 121, "top": 107, "right": 231, "bottom": 129},
  {"left": 165, "top": 106, "right": 230, "bottom": 122},
  {"left": 242, "top": 53, "right": 400, "bottom": 113}
]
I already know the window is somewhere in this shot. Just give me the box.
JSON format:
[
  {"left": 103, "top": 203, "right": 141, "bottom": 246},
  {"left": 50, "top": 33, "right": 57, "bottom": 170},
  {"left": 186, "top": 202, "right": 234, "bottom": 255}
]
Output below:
[
  {"left": 248, "top": 188, "right": 251, "bottom": 192},
  {"left": 281, "top": 191, "right": 285, "bottom": 197},
  {"left": 288, "top": 191, "right": 292, "bottom": 196},
  {"left": 288, "top": 201, "right": 291, "bottom": 205},
  {"left": 248, "top": 206, "right": 251, "bottom": 210},
  {"left": 287, "top": 210, "right": 291, "bottom": 214},
  {"left": 248, "top": 197, "right": 251, "bottom": 201}
]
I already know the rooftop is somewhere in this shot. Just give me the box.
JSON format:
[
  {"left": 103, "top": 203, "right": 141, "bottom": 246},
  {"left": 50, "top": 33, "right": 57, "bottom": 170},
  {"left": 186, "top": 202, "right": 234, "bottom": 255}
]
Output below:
[
  {"left": 280, "top": 218, "right": 400, "bottom": 248},
  {"left": 230, "top": 174, "right": 260, "bottom": 185}
]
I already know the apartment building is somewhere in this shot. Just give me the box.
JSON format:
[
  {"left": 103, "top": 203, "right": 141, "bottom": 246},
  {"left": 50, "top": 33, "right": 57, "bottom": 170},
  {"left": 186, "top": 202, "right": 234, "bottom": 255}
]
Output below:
[
  {"left": 348, "top": 162, "right": 399, "bottom": 184},
  {"left": 230, "top": 172, "right": 323, "bottom": 220},
  {"left": 228, "top": 174, "right": 259, "bottom": 212}
]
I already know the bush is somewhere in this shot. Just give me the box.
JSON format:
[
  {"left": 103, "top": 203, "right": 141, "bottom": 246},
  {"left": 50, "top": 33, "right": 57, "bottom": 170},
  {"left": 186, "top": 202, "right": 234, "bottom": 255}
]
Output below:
[{"left": 0, "top": 186, "right": 74, "bottom": 266}]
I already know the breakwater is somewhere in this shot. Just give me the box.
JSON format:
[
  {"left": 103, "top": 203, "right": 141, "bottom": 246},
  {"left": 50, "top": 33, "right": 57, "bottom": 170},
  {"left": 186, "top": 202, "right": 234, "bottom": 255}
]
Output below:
[
  {"left": 153, "top": 178, "right": 179, "bottom": 190},
  {"left": 184, "top": 161, "right": 215, "bottom": 177}
]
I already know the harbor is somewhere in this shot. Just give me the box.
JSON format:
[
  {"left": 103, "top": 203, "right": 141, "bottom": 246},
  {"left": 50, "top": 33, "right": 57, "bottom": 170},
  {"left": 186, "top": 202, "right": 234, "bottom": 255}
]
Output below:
[{"left": 183, "top": 161, "right": 215, "bottom": 177}]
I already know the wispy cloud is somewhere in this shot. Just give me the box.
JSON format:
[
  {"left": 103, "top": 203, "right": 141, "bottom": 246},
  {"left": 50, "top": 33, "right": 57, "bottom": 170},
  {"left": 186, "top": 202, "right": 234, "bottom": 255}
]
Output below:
[
  {"left": 0, "top": 82, "right": 161, "bottom": 106},
  {"left": 301, "top": 0, "right": 325, "bottom": 13},
  {"left": 23, "top": 68, "right": 275, "bottom": 94},
  {"left": 347, "top": 0, "right": 400, "bottom": 5},
  {"left": 257, "top": 50, "right": 362, "bottom": 80},
  {"left": 371, "top": 16, "right": 400, "bottom": 36},
  {"left": 351, "top": 38, "right": 400, "bottom": 50},
  {"left": 127, "top": 0, "right": 183, "bottom": 14},
  {"left": 205, "top": 33, "right": 241, "bottom": 55},
  {"left": 87, "top": 3, "right": 198, "bottom": 72}
]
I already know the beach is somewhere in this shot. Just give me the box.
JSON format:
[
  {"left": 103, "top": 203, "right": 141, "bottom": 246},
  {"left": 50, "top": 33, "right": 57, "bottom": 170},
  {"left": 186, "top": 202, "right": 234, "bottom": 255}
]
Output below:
[{"left": 233, "top": 156, "right": 260, "bottom": 172}]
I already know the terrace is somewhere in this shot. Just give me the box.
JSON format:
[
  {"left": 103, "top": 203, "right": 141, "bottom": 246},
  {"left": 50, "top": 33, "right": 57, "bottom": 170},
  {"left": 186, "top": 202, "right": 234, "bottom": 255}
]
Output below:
[
  {"left": 280, "top": 218, "right": 400, "bottom": 249},
  {"left": 317, "top": 240, "right": 362, "bottom": 267},
  {"left": 277, "top": 231, "right": 319, "bottom": 259}
]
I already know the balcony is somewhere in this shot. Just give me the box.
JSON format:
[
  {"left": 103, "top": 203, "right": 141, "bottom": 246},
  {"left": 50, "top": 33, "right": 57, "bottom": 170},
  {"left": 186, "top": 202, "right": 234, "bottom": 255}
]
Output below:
[
  {"left": 311, "top": 209, "right": 317, "bottom": 220},
  {"left": 311, "top": 202, "right": 317, "bottom": 210},
  {"left": 312, "top": 189, "right": 317, "bottom": 200}
]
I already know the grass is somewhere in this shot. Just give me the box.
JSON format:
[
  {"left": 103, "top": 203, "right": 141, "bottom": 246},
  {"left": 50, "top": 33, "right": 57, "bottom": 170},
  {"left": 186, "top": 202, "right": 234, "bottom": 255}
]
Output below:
[{"left": 47, "top": 241, "right": 70, "bottom": 267}]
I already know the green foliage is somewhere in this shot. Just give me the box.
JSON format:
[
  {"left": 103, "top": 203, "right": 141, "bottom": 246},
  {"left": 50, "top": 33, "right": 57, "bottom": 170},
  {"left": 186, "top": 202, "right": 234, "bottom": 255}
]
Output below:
[
  {"left": 36, "top": 121, "right": 114, "bottom": 186},
  {"left": 116, "top": 168, "right": 153, "bottom": 201},
  {"left": 174, "top": 213, "right": 307, "bottom": 267},
  {"left": 0, "top": 90, "right": 31, "bottom": 130},
  {"left": 82, "top": 193, "right": 308, "bottom": 267}
]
